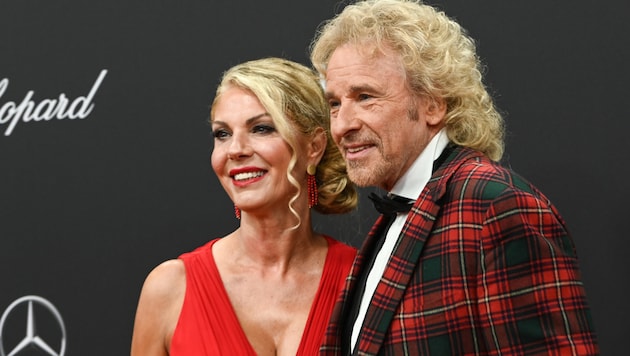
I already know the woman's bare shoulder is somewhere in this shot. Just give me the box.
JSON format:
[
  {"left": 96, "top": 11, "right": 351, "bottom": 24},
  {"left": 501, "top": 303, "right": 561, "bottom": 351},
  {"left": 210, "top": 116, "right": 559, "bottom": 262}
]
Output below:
[
  {"left": 141, "top": 259, "right": 186, "bottom": 302},
  {"left": 131, "top": 259, "right": 186, "bottom": 355}
]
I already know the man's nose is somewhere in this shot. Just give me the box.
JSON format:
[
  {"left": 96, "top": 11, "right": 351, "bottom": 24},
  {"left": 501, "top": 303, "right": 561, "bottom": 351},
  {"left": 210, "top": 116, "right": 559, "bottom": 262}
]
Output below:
[{"left": 331, "top": 101, "right": 361, "bottom": 141}]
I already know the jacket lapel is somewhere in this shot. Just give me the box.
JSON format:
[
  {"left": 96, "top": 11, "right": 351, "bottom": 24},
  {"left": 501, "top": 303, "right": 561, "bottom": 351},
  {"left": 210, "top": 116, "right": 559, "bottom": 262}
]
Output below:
[
  {"left": 355, "top": 146, "right": 478, "bottom": 355},
  {"left": 335, "top": 214, "right": 390, "bottom": 354}
]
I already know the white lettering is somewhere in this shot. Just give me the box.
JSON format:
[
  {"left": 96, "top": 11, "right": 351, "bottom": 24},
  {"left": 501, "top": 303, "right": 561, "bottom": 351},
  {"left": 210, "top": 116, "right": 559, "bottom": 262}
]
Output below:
[
  {"left": 0, "top": 69, "right": 108, "bottom": 136},
  {"left": 31, "top": 99, "right": 58, "bottom": 121},
  {"left": 0, "top": 79, "right": 13, "bottom": 124}
]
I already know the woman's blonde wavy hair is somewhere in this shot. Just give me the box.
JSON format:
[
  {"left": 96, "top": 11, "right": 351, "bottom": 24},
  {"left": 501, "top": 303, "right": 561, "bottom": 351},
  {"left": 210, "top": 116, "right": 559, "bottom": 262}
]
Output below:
[
  {"left": 210, "top": 57, "right": 358, "bottom": 220},
  {"left": 310, "top": 0, "right": 505, "bottom": 161}
]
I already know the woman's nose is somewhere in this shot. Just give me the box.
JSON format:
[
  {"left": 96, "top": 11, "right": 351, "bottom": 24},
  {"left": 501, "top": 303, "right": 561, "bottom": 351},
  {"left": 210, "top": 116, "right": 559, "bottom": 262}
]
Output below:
[{"left": 227, "top": 131, "right": 252, "bottom": 160}]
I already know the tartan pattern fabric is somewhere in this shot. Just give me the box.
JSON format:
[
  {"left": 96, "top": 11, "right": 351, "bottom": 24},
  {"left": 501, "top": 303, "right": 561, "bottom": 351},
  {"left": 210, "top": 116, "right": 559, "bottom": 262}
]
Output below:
[{"left": 320, "top": 146, "right": 598, "bottom": 355}]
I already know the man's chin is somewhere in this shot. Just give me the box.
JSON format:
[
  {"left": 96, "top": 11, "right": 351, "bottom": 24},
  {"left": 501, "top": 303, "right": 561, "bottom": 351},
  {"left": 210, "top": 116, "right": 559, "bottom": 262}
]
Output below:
[{"left": 348, "top": 168, "right": 379, "bottom": 188}]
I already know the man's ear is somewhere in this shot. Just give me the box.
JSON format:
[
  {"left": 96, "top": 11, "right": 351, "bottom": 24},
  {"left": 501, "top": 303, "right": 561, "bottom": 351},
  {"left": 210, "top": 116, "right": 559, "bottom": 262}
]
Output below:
[
  {"left": 424, "top": 97, "right": 447, "bottom": 126},
  {"left": 307, "top": 127, "right": 327, "bottom": 166}
]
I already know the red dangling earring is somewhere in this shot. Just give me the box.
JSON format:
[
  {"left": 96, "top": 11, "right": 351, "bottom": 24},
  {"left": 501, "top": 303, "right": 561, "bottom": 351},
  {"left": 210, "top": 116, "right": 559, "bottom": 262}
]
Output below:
[
  {"left": 307, "top": 165, "right": 318, "bottom": 208},
  {"left": 234, "top": 204, "right": 241, "bottom": 219}
]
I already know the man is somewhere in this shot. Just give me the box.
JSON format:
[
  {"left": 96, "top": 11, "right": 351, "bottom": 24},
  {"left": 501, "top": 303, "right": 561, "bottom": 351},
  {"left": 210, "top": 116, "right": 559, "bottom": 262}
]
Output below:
[{"left": 310, "top": 0, "right": 599, "bottom": 355}]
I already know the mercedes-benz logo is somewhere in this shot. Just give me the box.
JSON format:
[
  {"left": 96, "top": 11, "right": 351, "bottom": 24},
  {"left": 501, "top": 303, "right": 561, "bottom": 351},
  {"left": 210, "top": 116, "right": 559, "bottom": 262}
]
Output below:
[{"left": 0, "top": 295, "right": 66, "bottom": 356}]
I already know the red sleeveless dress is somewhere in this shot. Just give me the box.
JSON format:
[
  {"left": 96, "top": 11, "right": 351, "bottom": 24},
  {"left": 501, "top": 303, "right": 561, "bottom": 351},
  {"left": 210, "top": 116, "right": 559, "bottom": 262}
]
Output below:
[{"left": 170, "top": 236, "right": 356, "bottom": 355}]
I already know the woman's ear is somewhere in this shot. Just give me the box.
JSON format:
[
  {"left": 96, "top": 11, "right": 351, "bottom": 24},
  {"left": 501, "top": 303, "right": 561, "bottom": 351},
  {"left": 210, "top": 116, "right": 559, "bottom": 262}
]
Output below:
[{"left": 307, "top": 127, "right": 327, "bottom": 166}]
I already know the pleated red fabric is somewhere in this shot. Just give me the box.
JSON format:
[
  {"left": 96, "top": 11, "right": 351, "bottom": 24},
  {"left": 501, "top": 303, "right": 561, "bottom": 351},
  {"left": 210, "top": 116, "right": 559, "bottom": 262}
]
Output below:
[{"left": 170, "top": 236, "right": 356, "bottom": 355}]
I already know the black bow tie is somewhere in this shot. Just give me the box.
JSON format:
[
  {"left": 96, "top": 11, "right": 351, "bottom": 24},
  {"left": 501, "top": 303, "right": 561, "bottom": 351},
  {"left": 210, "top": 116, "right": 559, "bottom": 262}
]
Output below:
[{"left": 368, "top": 192, "right": 414, "bottom": 216}]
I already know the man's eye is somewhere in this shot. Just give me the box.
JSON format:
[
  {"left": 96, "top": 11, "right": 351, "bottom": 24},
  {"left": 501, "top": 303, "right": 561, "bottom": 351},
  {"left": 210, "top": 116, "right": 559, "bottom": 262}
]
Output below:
[
  {"left": 328, "top": 99, "right": 340, "bottom": 108},
  {"left": 252, "top": 124, "right": 275, "bottom": 134},
  {"left": 358, "top": 93, "right": 372, "bottom": 101}
]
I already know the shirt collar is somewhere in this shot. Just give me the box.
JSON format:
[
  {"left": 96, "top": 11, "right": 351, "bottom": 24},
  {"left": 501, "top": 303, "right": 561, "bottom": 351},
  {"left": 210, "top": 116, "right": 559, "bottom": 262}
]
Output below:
[{"left": 390, "top": 128, "right": 449, "bottom": 200}]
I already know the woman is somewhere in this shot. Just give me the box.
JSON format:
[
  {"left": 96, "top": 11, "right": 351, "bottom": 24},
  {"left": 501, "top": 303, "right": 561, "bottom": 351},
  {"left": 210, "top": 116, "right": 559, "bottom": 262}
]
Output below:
[{"left": 130, "top": 57, "right": 358, "bottom": 355}]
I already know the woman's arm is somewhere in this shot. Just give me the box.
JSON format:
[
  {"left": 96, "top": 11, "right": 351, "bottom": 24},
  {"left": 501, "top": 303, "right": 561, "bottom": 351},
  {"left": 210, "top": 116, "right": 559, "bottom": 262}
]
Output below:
[{"left": 130, "top": 259, "right": 186, "bottom": 356}]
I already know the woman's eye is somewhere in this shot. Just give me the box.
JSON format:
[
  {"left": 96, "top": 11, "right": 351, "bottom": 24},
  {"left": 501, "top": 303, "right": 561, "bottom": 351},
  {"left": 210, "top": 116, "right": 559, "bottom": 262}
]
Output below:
[
  {"left": 252, "top": 124, "right": 275, "bottom": 134},
  {"left": 212, "top": 129, "right": 230, "bottom": 140}
]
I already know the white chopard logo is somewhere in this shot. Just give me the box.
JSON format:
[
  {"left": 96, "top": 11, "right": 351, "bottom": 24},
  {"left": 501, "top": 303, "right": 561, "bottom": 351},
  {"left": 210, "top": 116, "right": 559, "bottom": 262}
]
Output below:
[{"left": 0, "top": 69, "right": 108, "bottom": 136}]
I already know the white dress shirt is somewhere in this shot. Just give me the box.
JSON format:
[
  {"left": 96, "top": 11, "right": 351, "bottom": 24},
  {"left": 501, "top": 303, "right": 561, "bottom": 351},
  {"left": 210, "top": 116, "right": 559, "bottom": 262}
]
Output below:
[{"left": 351, "top": 129, "right": 450, "bottom": 351}]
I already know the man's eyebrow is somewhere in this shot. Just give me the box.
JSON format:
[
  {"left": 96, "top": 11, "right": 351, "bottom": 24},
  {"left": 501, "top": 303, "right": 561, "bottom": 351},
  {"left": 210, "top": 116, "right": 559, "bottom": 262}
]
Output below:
[
  {"left": 325, "top": 84, "right": 379, "bottom": 100},
  {"left": 349, "top": 84, "right": 377, "bottom": 94}
]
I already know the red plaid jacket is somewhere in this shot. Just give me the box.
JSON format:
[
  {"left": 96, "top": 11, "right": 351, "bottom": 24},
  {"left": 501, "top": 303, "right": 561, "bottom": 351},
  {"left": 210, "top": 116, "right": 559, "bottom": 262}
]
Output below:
[{"left": 320, "top": 146, "right": 598, "bottom": 355}]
